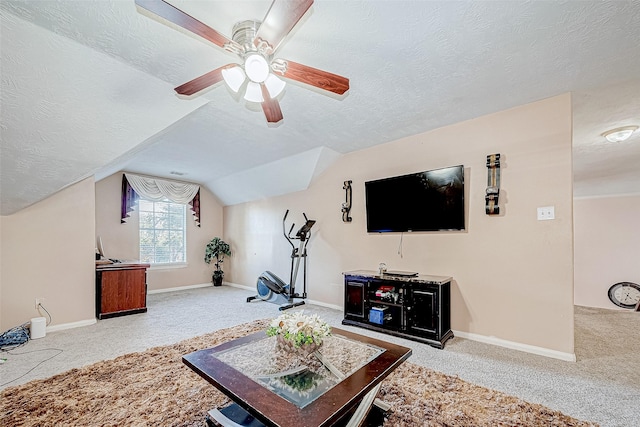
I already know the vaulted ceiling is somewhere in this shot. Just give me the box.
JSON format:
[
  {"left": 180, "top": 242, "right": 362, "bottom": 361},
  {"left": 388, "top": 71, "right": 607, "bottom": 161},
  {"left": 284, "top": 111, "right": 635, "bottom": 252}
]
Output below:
[{"left": 1, "top": 1, "right": 639, "bottom": 216}]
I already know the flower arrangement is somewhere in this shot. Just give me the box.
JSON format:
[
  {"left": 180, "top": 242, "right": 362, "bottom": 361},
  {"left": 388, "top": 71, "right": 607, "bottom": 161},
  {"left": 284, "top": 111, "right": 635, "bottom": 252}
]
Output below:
[{"left": 266, "top": 312, "right": 331, "bottom": 348}]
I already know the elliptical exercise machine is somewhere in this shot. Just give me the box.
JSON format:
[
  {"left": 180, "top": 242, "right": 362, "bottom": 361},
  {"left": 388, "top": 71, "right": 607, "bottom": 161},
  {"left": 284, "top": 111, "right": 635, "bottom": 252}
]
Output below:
[{"left": 247, "top": 210, "right": 315, "bottom": 311}]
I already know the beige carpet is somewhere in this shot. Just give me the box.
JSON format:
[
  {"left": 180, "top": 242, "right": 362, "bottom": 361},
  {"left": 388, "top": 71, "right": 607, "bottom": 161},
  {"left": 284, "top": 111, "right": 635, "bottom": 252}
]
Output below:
[{"left": 1, "top": 320, "right": 598, "bottom": 427}]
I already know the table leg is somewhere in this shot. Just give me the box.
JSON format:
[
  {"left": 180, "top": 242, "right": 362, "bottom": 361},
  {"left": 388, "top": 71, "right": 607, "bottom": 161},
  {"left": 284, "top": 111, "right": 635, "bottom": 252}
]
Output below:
[
  {"left": 206, "top": 405, "right": 266, "bottom": 427},
  {"left": 206, "top": 386, "right": 388, "bottom": 427},
  {"left": 345, "top": 383, "right": 382, "bottom": 427}
]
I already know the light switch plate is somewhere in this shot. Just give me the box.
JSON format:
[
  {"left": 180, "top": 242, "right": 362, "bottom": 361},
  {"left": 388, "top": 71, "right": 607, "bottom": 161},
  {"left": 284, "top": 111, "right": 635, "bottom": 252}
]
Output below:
[{"left": 537, "top": 206, "right": 555, "bottom": 220}]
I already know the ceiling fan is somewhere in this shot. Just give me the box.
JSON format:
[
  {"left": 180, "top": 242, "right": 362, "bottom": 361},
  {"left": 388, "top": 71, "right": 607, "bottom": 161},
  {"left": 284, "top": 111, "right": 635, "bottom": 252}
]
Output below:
[{"left": 135, "top": 0, "right": 350, "bottom": 124}]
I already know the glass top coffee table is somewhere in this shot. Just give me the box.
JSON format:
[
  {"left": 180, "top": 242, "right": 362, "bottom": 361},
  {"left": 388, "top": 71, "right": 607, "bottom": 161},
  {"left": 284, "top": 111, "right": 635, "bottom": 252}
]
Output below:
[{"left": 182, "top": 326, "right": 412, "bottom": 427}]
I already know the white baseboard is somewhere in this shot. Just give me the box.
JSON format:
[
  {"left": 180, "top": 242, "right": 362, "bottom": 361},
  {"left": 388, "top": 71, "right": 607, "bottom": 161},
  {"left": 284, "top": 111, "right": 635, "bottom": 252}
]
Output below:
[
  {"left": 148, "top": 283, "right": 213, "bottom": 294},
  {"left": 47, "top": 318, "right": 97, "bottom": 333},
  {"left": 224, "top": 282, "right": 342, "bottom": 311},
  {"left": 452, "top": 329, "right": 576, "bottom": 362},
  {"left": 224, "top": 282, "right": 253, "bottom": 291},
  {"left": 39, "top": 285, "right": 574, "bottom": 362},
  {"left": 305, "top": 299, "right": 342, "bottom": 311}
]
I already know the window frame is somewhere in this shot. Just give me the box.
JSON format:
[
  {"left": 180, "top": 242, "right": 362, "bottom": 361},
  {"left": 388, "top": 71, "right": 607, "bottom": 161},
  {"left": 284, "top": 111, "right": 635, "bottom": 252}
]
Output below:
[{"left": 138, "top": 198, "right": 187, "bottom": 266}]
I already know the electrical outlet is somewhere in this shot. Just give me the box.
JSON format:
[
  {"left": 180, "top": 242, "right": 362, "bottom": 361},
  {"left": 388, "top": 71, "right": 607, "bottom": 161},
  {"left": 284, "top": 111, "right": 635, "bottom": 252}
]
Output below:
[
  {"left": 537, "top": 206, "right": 555, "bottom": 221},
  {"left": 35, "top": 298, "right": 44, "bottom": 309}
]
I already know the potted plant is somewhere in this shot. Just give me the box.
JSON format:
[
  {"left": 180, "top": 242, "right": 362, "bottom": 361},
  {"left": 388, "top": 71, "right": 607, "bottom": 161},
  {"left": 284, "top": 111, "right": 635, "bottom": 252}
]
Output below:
[
  {"left": 267, "top": 312, "right": 331, "bottom": 355},
  {"left": 204, "top": 237, "right": 231, "bottom": 286}
]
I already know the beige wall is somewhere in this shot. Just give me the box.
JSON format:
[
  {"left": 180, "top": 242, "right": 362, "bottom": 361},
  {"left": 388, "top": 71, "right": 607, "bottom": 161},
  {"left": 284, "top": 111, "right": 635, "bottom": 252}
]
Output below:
[
  {"left": 0, "top": 215, "right": 2, "bottom": 331},
  {"left": 0, "top": 178, "right": 96, "bottom": 330},
  {"left": 225, "top": 94, "right": 575, "bottom": 354},
  {"left": 0, "top": 215, "right": 4, "bottom": 329},
  {"left": 95, "top": 172, "right": 225, "bottom": 291},
  {"left": 574, "top": 194, "right": 640, "bottom": 309}
]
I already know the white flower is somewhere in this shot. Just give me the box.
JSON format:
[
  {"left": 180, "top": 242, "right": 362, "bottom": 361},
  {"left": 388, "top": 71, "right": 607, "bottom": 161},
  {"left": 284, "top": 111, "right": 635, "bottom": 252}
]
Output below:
[{"left": 266, "top": 311, "right": 331, "bottom": 347}]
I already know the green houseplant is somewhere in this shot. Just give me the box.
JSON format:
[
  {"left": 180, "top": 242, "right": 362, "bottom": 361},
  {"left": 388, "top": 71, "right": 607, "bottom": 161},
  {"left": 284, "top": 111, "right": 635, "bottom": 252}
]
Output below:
[{"left": 204, "top": 237, "right": 231, "bottom": 286}]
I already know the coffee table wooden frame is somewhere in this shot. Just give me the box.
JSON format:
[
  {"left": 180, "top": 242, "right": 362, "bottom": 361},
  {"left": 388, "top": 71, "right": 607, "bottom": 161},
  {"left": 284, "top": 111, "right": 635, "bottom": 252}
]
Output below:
[{"left": 183, "top": 327, "right": 412, "bottom": 427}]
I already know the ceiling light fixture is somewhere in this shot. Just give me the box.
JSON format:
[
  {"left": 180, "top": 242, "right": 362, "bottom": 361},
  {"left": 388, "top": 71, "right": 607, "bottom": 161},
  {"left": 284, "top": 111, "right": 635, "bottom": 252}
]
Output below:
[
  {"left": 221, "top": 66, "right": 246, "bottom": 93},
  {"left": 137, "top": 1, "right": 350, "bottom": 124},
  {"left": 222, "top": 53, "right": 287, "bottom": 103},
  {"left": 219, "top": 20, "right": 289, "bottom": 106},
  {"left": 244, "top": 81, "right": 264, "bottom": 103},
  {"left": 601, "top": 125, "right": 638, "bottom": 143},
  {"left": 264, "top": 73, "right": 286, "bottom": 98},
  {"left": 244, "top": 54, "right": 269, "bottom": 83}
]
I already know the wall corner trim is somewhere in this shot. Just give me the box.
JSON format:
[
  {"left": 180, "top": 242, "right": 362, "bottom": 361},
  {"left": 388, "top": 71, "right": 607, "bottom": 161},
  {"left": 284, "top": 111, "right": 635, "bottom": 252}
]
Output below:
[{"left": 452, "top": 330, "right": 576, "bottom": 362}]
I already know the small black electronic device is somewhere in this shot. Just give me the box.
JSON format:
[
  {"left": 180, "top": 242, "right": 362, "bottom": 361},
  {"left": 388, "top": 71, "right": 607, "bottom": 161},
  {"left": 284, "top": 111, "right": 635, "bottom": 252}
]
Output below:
[
  {"left": 365, "top": 165, "right": 465, "bottom": 233},
  {"left": 296, "top": 220, "right": 316, "bottom": 240},
  {"left": 384, "top": 270, "right": 418, "bottom": 277}
]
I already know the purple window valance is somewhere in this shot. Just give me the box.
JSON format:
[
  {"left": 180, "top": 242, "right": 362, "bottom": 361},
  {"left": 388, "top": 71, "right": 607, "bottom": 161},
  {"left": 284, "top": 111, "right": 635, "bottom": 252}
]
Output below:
[
  {"left": 121, "top": 174, "right": 201, "bottom": 227},
  {"left": 189, "top": 189, "right": 201, "bottom": 227},
  {"left": 121, "top": 174, "right": 139, "bottom": 223}
]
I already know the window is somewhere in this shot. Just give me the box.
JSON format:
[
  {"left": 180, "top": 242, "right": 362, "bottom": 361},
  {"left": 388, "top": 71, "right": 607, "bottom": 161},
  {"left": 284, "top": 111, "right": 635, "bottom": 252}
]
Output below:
[{"left": 139, "top": 199, "right": 186, "bottom": 264}]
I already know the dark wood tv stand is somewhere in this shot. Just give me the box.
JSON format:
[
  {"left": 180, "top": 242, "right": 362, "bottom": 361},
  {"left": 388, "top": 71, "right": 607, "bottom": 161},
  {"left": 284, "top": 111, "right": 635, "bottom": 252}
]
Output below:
[{"left": 342, "top": 270, "right": 453, "bottom": 349}]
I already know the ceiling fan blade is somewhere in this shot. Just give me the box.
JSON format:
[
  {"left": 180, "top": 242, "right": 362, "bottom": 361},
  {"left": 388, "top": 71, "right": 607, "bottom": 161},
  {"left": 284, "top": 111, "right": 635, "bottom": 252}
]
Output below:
[
  {"left": 254, "top": 0, "right": 314, "bottom": 53},
  {"left": 277, "top": 60, "right": 349, "bottom": 95},
  {"left": 260, "top": 84, "right": 284, "bottom": 123},
  {"left": 175, "top": 65, "right": 233, "bottom": 96},
  {"left": 135, "top": 0, "right": 240, "bottom": 50}
]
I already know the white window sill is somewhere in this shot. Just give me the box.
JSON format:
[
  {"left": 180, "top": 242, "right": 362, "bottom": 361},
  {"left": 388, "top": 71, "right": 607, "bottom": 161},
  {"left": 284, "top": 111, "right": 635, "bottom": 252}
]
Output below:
[{"left": 149, "top": 262, "right": 187, "bottom": 271}]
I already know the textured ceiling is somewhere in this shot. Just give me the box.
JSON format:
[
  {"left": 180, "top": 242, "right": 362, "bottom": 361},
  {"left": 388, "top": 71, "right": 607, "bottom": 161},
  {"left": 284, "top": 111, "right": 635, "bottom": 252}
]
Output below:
[{"left": 1, "top": 1, "right": 639, "bottom": 215}]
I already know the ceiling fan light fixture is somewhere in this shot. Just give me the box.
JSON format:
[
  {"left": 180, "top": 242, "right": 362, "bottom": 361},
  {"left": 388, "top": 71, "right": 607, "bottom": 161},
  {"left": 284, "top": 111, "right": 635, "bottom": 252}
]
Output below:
[
  {"left": 244, "top": 54, "right": 270, "bottom": 83},
  {"left": 602, "top": 125, "right": 638, "bottom": 143},
  {"left": 136, "top": 0, "right": 348, "bottom": 124},
  {"left": 221, "top": 66, "right": 246, "bottom": 93},
  {"left": 244, "top": 81, "right": 264, "bottom": 103},
  {"left": 264, "top": 73, "right": 286, "bottom": 98}
]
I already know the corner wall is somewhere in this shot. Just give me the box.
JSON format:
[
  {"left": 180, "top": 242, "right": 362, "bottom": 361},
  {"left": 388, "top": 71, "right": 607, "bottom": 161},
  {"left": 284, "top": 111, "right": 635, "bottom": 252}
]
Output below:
[
  {"left": 0, "top": 178, "right": 96, "bottom": 330},
  {"left": 95, "top": 172, "right": 225, "bottom": 291},
  {"left": 574, "top": 193, "right": 640, "bottom": 309},
  {"left": 225, "top": 94, "right": 575, "bottom": 355}
]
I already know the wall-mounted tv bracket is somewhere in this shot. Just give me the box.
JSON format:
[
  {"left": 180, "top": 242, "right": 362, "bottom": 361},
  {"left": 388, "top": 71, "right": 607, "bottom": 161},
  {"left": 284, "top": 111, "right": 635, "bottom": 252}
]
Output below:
[
  {"left": 342, "top": 180, "right": 353, "bottom": 222},
  {"left": 485, "top": 153, "right": 501, "bottom": 215}
]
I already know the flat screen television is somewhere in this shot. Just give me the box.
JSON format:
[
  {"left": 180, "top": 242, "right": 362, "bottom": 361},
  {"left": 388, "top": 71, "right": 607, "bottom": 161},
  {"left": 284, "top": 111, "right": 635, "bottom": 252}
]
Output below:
[{"left": 365, "top": 165, "right": 465, "bottom": 232}]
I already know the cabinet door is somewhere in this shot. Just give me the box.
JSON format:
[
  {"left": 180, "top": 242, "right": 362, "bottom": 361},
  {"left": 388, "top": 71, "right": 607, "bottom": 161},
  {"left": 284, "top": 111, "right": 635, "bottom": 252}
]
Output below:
[
  {"left": 407, "top": 288, "right": 438, "bottom": 335},
  {"left": 345, "top": 280, "right": 365, "bottom": 318},
  {"left": 101, "top": 269, "right": 146, "bottom": 314}
]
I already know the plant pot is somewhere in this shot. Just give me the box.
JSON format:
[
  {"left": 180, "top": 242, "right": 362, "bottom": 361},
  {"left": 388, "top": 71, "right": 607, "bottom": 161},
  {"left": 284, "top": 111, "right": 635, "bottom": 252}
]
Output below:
[
  {"left": 276, "top": 334, "right": 321, "bottom": 356},
  {"left": 212, "top": 274, "right": 223, "bottom": 287}
]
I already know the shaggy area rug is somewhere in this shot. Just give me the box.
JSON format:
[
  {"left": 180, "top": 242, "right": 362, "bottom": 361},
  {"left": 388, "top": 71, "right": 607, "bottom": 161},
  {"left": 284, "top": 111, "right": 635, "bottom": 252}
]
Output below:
[{"left": 1, "top": 320, "right": 597, "bottom": 427}]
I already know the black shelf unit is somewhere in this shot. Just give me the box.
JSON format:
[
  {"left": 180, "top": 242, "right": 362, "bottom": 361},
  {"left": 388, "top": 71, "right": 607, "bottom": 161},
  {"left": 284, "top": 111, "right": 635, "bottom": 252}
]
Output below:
[{"left": 342, "top": 270, "right": 453, "bottom": 349}]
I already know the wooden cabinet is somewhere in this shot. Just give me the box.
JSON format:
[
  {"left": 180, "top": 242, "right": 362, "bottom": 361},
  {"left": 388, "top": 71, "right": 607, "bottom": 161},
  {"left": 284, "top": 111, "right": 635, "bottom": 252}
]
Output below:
[
  {"left": 96, "top": 263, "right": 150, "bottom": 319},
  {"left": 342, "top": 270, "right": 453, "bottom": 349}
]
